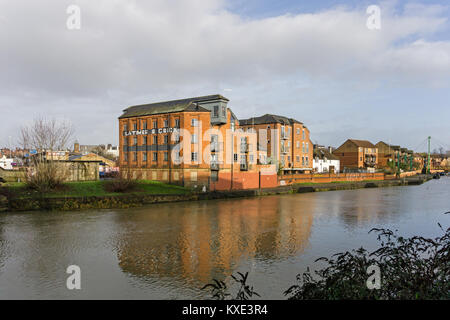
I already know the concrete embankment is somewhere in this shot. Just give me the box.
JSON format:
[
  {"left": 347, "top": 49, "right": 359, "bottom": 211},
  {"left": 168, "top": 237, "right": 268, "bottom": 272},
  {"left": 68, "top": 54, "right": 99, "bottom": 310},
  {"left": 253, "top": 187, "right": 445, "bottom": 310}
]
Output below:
[{"left": 0, "top": 175, "right": 433, "bottom": 212}]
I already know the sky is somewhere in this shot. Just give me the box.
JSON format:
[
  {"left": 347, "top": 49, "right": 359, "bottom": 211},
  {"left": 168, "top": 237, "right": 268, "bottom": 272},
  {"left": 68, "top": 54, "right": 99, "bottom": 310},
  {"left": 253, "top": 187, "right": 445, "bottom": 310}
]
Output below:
[{"left": 0, "top": 0, "right": 449, "bottom": 152}]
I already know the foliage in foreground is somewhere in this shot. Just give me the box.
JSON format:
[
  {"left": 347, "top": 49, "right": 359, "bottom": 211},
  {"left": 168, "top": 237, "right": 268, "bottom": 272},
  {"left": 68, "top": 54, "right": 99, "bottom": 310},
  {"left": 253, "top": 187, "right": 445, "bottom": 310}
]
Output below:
[
  {"left": 202, "top": 272, "right": 260, "bottom": 300},
  {"left": 203, "top": 226, "right": 449, "bottom": 300}
]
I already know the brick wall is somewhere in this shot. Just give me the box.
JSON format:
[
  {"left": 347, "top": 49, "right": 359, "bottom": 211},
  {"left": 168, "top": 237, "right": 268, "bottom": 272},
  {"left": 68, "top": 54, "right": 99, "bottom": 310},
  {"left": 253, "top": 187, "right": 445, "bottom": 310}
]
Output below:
[{"left": 279, "top": 172, "right": 385, "bottom": 185}]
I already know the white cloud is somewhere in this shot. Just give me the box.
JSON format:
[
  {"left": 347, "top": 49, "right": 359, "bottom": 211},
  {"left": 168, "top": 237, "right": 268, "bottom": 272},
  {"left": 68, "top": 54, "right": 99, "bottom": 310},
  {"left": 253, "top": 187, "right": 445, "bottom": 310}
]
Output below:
[{"left": 0, "top": 0, "right": 449, "bottom": 146}]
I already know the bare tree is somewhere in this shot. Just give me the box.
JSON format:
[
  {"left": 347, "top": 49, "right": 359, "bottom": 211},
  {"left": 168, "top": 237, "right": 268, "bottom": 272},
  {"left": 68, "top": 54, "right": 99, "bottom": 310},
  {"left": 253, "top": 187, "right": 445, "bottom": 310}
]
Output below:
[
  {"left": 19, "top": 117, "right": 75, "bottom": 192},
  {"left": 20, "top": 117, "right": 74, "bottom": 152}
]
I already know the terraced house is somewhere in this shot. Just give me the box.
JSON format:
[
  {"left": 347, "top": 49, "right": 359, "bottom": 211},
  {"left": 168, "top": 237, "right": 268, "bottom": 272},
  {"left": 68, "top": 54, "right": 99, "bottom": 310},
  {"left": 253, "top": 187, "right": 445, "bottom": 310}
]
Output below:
[
  {"left": 333, "top": 139, "right": 378, "bottom": 172},
  {"left": 118, "top": 95, "right": 279, "bottom": 190}
]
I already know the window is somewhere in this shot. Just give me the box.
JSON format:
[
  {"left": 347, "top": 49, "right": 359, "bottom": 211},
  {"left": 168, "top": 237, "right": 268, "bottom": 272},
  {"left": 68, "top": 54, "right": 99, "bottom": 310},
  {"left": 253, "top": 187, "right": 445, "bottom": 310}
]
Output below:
[
  {"left": 133, "top": 137, "right": 137, "bottom": 146},
  {"left": 250, "top": 154, "right": 254, "bottom": 163},
  {"left": 153, "top": 135, "right": 158, "bottom": 145},
  {"left": 133, "top": 123, "right": 137, "bottom": 131},
  {"left": 192, "top": 134, "right": 197, "bottom": 144},
  {"left": 302, "top": 129, "right": 305, "bottom": 140},
  {"left": 164, "top": 152, "right": 168, "bottom": 161},
  {"left": 174, "top": 133, "right": 180, "bottom": 143},
  {"left": 133, "top": 152, "right": 137, "bottom": 161},
  {"left": 142, "top": 121, "right": 147, "bottom": 130},
  {"left": 306, "top": 143, "right": 309, "bottom": 153},
  {"left": 191, "top": 152, "right": 198, "bottom": 162},
  {"left": 306, "top": 156, "right": 309, "bottom": 166},
  {"left": 143, "top": 136, "right": 147, "bottom": 145},
  {"left": 124, "top": 124, "right": 128, "bottom": 132},
  {"left": 302, "top": 157, "right": 305, "bottom": 166},
  {"left": 175, "top": 119, "right": 180, "bottom": 128},
  {"left": 213, "top": 105, "right": 219, "bottom": 117},
  {"left": 302, "top": 142, "right": 305, "bottom": 153},
  {"left": 143, "top": 152, "right": 147, "bottom": 161},
  {"left": 191, "top": 118, "right": 198, "bottom": 127},
  {"left": 153, "top": 152, "right": 158, "bottom": 161},
  {"left": 164, "top": 119, "right": 169, "bottom": 128},
  {"left": 288, "top": 156, "right": 291, "bottom": 162},
  {"left": 123, "top": 137, "right": 128, "bottom": 146},
  {"left": 164, "top": 135, "right": 169, "bottom": 144},
  {"left": 297, "top": 128, "right": 300, "bottom": 135},
  {"left": 153, "top": 120, "right": 157, "bottom": 129},
  {"left": 296, "top": 156, "right": 300, "bottom": 162},
  {"left": 234, "top": 154, "right": 238, "bottom": 162},
  {"left": 222, "top": 106, "right": 226, "bottom": 117},
  {"left": 296, "top": 141, "right": 300, "bottom": 148},
  {"left": 124, "top": 153, "right": 128, "bottom": 161},
  {"left": 240, "top": 155, "right": 246, "bottom": 164}
]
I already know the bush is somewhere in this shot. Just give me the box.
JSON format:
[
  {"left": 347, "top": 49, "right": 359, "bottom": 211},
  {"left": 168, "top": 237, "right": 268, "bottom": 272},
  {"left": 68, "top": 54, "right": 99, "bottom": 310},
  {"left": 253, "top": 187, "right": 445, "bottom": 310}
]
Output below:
[
  {"left": 25, "top": 162, "right": 68, "bottom": 193},
  {"left": 103, "top": 170, "right": 139, "bottom": 193},
  {"left": 285, "top": 225, "right": 449, "bottom": 300}
]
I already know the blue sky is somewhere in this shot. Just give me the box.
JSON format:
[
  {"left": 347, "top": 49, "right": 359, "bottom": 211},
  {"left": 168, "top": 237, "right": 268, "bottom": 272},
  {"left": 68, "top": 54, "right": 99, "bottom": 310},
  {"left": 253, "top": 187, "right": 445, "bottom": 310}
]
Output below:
[{"left": 0, "top": 0, "right": 449, "bottom": 152}]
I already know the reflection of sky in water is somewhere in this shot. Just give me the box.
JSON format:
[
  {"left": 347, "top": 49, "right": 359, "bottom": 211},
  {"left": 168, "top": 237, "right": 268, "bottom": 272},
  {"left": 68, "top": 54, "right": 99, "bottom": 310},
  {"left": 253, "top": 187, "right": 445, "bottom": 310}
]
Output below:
[{"left": 0, "top": 179, "right": 448, "bottom": 299}]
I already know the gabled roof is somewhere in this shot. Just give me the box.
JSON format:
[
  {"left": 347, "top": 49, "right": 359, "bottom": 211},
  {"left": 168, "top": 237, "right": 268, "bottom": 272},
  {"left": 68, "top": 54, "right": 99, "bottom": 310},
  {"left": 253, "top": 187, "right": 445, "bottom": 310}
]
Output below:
[
  {"left": 239, "top": 114, "right": 303, "bottom": 126},
  {"left": 119, "top": 94, "right": 228, "bottom": 119},
  {"left": 313, "top": 147, "right": 339, "bottom": 160},
  {"left": 376, "top": 141, "right": 400, "bottom": 150},
  {"left": 347, "top": 139, "right": 376, "bottom": 148}
]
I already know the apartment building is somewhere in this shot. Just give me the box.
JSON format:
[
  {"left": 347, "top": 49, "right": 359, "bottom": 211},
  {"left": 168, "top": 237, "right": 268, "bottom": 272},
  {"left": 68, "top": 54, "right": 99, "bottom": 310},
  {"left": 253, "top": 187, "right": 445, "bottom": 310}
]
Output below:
[
  {"left": 239, "top": 114, "right": 313, "bottom": 173},
  {"left": 118, "top": 95, "right": 278, "bottom": 189}
]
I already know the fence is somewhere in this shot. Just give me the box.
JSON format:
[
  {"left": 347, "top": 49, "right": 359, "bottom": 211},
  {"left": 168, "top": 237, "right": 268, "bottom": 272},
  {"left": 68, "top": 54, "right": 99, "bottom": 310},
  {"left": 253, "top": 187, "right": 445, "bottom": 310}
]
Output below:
[{"left": 279, "top": 172, "right": 385, "bottom": 185}]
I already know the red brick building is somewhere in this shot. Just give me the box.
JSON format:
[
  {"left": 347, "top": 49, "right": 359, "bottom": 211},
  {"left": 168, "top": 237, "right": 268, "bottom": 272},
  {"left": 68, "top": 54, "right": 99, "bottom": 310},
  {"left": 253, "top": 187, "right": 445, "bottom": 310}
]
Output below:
[
  {"left": 333, "top": 139, "right": 378, "bottom": 172},
  {"left": 118, "top": 95, "right": 278, "bottom": 190}
]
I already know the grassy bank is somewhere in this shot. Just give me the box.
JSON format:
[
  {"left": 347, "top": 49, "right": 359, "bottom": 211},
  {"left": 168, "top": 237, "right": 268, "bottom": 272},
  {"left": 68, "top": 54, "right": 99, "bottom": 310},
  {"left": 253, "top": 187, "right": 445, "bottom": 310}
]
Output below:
[{"left": 1, "top": 180, "right": 189, "bottom": 199}]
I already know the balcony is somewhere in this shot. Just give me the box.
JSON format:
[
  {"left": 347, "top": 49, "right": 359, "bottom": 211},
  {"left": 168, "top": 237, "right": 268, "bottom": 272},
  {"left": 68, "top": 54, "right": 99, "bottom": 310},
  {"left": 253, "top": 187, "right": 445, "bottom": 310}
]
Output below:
[
  {"left": 240, "top": 143, "right": 250, "bottom": 153},
  {"left": 210, "top": 142, "right": 222, "bottom": 153},
  {"left": 281, "top": 131, "right": 289, "bottom": 139},
  {"left": 240, "top": 162, "right": 248, "bottom": 171},
  {"left": 210, "top": 161, "right": 220, "bottom": 171}
]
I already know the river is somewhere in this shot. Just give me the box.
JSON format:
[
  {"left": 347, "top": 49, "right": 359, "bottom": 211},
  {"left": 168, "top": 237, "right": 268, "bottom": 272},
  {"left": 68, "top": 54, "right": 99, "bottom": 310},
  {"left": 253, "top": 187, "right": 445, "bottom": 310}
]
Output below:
[{"left": 0, "top": 178, "right": 449, "bottom": 299}]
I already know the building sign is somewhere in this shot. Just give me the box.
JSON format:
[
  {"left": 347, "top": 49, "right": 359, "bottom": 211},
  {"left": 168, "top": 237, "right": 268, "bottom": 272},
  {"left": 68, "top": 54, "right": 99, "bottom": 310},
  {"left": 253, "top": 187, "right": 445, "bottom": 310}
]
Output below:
[{"left": 123, "top": 128, "right": 180, "bottom": 136}]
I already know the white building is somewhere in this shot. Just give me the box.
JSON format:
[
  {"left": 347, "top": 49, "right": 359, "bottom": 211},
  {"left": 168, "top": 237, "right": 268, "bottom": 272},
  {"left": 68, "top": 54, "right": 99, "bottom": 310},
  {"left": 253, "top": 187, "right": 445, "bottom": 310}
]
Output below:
[
  {"left": 0, "top": 155, "right": 14, "bottom": 170},
  {"left": 106, "top": 145, "right": 119, "bottom": 158},
  {"left": 313, "top": 146, "right": 340, "bottom": 173}
]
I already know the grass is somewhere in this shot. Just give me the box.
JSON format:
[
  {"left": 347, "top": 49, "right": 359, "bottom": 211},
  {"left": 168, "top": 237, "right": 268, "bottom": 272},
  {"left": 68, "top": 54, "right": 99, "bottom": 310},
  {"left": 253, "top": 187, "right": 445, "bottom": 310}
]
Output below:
[{"left": 0, "top": 180, "right": 189, "bottom": 199}]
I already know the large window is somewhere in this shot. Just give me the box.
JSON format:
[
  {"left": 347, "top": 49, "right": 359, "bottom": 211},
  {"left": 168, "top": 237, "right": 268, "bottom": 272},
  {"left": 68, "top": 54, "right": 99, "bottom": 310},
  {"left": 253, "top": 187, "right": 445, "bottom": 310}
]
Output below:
[
  {"left": 153, "top": 120, "right": 158, "bottom": 129},
  {"left": 143, "top": 152, "right": 147, "bottom": 162},
  {"left": 191, "top": 118, "right": 198, "bottom": 127},
  {"left": 191, "top": 152, "right": 198, "bottom": 162},
  {"left": 164, "top": 119, "right": 169, "bottom": 128},
  {"left": 164, "top": 152, "right": 168, "bottom": 161},
  {"left": 175, "top": 119, "right": 180, "bottom": 128},
  {"left": 213, "top": 105, "right": 219, "bottom": 117},
  {"left": 164, "top": 135, "right": 169, "bottom": 144},
  {"left": 153, "top": 152, "right": 158, "bottom": 161},
  {"left": 153, "top": 135, "right": 158, "bottom": 145}
]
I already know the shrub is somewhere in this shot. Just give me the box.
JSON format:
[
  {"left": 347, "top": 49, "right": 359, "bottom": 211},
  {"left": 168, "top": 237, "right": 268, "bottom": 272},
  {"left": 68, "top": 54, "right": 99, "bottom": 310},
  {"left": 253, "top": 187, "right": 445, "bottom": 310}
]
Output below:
[
  {"left": 25, "top": 162, "right": 68, "bottom": 193},
  {"left": 103, "top": 170, "right": 139, "bottom": 193},
  {"left": 285, "top": 225, "right": 449, "bottom": 300}
]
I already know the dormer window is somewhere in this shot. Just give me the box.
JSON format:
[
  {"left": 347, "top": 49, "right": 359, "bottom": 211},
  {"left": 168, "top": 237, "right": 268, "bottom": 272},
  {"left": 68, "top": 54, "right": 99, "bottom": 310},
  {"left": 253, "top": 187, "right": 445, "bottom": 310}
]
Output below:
[{"left": 213, "top": 105, "right": 219, "bottom": 117}]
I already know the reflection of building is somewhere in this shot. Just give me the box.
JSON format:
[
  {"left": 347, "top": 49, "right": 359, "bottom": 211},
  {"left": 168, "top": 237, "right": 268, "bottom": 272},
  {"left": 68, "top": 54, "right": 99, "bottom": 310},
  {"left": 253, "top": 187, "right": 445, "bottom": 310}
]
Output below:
[
  {"left": 115, "top": 195, "right": 315, "bottom": 284},
  {"left": 333, "top": 139, "right": 378, "bottom": 172}
]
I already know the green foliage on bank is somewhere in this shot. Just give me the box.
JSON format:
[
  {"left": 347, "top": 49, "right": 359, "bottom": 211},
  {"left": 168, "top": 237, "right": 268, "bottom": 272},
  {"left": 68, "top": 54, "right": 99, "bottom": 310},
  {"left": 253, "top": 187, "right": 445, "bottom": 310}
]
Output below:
[{"left": 0, "top": 180, "right": 189, "bottom": 200}]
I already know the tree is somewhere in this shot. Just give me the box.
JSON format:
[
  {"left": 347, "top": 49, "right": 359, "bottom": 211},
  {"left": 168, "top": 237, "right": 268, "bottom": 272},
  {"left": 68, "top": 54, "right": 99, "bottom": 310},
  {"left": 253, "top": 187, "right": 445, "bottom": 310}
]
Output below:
[{"left": 19, "top": 117, "right": 75, "bottom": 192}]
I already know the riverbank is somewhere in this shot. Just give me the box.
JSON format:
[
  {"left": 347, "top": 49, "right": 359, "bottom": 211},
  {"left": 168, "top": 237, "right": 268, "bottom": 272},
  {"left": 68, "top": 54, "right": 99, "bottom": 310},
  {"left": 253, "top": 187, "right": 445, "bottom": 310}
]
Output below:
[{"left": 0, "top": 174, "right": 435, "bottom": 212}]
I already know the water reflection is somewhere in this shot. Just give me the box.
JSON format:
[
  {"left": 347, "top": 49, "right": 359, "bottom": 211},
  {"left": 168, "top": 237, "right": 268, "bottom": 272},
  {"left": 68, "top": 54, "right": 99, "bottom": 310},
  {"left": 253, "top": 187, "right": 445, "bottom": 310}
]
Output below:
[{"left": 114, "top": 196, "right": 315, "bottom": 284}]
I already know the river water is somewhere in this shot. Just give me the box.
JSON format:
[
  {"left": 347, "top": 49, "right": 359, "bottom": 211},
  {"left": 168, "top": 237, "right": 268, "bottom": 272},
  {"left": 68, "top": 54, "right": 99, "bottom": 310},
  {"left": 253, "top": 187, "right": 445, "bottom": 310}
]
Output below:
[{"left": 0, "top": 178, "right": 449, "bottom": 299}]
